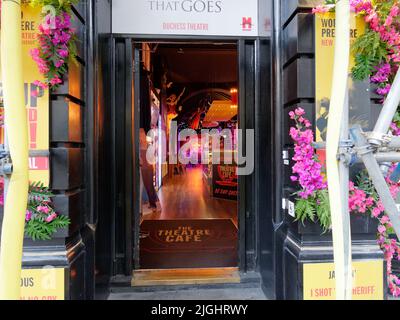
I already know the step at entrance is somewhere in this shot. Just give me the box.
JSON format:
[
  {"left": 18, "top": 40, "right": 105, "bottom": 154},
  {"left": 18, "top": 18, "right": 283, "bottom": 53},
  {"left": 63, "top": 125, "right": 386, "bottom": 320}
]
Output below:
[{"left": 131, "top": 268, "right": 240, "bottom": 287}]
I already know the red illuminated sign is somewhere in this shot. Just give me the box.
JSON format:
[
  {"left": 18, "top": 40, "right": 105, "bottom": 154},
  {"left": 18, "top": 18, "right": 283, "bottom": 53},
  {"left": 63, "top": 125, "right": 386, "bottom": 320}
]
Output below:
[{"left": 242, "top": 17, "right": 252, "bottom": 31}]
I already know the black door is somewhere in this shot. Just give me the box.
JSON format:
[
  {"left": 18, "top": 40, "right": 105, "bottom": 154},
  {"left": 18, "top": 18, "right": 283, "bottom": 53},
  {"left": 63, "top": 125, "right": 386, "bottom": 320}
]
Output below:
[{"left": 113, "top": 39, "right": 136, "bottom": 275}]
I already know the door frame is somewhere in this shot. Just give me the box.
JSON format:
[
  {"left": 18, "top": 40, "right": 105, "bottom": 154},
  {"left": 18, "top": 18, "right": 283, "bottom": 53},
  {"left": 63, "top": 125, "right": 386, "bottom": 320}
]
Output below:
[{"left": 112, "top": 35, "right": 259, "bottom": 276}]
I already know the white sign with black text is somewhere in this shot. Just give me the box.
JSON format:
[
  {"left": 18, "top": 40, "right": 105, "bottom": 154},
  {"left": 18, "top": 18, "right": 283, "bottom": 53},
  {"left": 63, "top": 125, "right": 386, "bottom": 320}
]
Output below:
[{"left": 112, "top": 0, "right": 271, "bottom": 36}]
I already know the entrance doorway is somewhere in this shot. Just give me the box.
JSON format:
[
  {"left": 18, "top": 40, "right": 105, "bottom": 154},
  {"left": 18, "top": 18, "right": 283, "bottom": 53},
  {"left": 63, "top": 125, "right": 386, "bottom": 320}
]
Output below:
[
  {"left": 136, "top": 42, "right": 239, "bottom": 272},
  {"left": 112, "top": 38, "right": 264, "bottom": 284}
]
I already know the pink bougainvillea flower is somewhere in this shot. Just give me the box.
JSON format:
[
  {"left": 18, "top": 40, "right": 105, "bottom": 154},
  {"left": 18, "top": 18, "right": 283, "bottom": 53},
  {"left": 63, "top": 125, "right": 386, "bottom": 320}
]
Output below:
[
  {"left": 45, "top": 213, "right": 57, "bottom": 223},
  {"left": 381, "top": 215, "right": 390, "bottom": 224},
  {"left": 371, "top": 63, "right": 391, "bottom": 83},
  {"left": 289, "top": 108, "right": 327, "bottom": 199},
  {"left": 33, "top": 80, "right": 48, "bottom": 90},
  {"left": 37, "top": 205, "right": 50, "bottom": 214},
  {"left": 54, "top": 59, "right": 65, "bottom": 68},
  {"left": 25, "top": 210, "right": 32, "bottom": 222},
  {"left": 295, "top": 107, "right": 305, "bottom": 116},
  {"left": 390, "top": 5, "right": 400, "bottom": 17},
  {"left": 391, "top": 122, "right": 400, "bottom": 136},
  {"left": 350, "top": 0, "right": 373, "bottom": 14},
  {"left": 30, "top": 10, "right": 74, "bottom": 90},
  {"left": 312, "top": 5, "right": 330, "bottom": 14},
  {"left": 365, "top": 11, "right": 379, "bottom": 30},
  {"left": 50, "top": 77, "right": 62, "bottom": 86},
  {"left": 41, "top": 14, "right": 54, "bottom": 31},
  {"left": 57, "top": 49, "right": 69, "bottom": 58},
  {"left": 30, "top": 48, "right": 40, "bottom": 57},
  {"left": 378, "top": 225, "right": 387, "bottom": 234},
  {"left": 377, "top": 84, "right": 392, "bottom": 96}
]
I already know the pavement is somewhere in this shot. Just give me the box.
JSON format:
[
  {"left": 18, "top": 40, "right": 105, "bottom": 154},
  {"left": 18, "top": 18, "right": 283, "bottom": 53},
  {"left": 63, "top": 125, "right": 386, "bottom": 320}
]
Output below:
[{"left": 108, "top": 286, "right": 267, "bottom": 300}]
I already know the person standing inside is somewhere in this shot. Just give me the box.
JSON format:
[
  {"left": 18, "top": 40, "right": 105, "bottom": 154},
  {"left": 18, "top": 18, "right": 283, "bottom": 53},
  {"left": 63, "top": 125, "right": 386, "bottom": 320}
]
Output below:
[{"left": 140, "top": 128, "right": 160, "bottom": 213}]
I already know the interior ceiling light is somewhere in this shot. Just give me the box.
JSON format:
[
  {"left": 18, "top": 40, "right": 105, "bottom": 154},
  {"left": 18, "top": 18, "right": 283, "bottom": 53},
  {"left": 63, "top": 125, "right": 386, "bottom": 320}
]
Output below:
[
  {"left": 230, "top": 88, "right": 238, "bottom": 109},
  {"left": 177, "top": 48, "right": 184, "bottom": 54}
]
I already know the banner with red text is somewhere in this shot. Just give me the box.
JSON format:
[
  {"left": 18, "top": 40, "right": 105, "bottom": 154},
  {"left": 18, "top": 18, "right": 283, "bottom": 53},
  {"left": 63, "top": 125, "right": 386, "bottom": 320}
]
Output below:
[
  {"left": 20, "top": 268, "right": 65, "bottom": 300},
  {"left": 303, "top": 260, "right": 384, "bottom": 300}
]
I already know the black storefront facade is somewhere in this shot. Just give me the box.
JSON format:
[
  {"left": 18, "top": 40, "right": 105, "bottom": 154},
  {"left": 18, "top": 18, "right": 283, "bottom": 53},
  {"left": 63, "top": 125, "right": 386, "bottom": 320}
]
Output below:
[{"left": 17, "top": 0, "right": 385, "bottom": 300}]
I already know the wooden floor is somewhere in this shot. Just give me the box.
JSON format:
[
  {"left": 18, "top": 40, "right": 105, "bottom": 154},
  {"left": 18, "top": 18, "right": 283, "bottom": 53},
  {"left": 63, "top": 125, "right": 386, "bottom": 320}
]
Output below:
[
  {"left": 142, "top": 166, "right": 238, "bottom": 226},
  {"left": 132, "top": 267, "right": 240, "bottom": 287},
  {"left": 137, "top": 166, "right": 239, "bottom": 282}
]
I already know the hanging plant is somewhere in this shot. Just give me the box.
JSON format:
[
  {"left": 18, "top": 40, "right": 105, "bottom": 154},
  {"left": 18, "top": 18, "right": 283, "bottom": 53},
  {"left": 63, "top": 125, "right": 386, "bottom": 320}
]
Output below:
[{"left": 29, "top": 0, "right": 79, "bottom": 91}]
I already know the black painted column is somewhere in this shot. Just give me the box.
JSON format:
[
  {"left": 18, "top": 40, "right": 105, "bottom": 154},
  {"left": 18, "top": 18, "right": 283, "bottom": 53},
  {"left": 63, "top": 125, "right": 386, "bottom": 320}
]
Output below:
[
  {"left": 22, "top": 0, "right": 92, "bottom": 300},
  {"left": 276, "top": 0, "right": 385, "bottom": 300}
]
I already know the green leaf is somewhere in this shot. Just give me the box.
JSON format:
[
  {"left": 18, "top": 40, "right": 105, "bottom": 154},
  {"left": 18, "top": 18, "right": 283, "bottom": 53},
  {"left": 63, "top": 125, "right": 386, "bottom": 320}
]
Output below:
[
  {"left": 49, "top": 215, "right": 70, "bottom": 229},
  {"left": 315, "top": 190, "right": 332, "bottom": 233},
  {"left": 351, "top": 54, "right": 379, "bottom": 81},
  {"left": 295, "top": 197, "right": 316, "bottom": 225},
  {"left": 351, "top": 29, "right": 389, "bottom": 81},
  {"left": 24, "top": 180, "right": 71, "bottom": 241},
  {"left": 25, "top": 219, "right": 52, "bottom": 241}
]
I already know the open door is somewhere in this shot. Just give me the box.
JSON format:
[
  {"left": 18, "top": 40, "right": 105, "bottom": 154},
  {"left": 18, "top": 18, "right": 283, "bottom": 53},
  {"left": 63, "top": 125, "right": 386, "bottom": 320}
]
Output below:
[
  {"left": 132, "top": 44, "right": 141, "bottom": 270},
  {"left": 113, "top": 39, "right": 137, "bottom": 275}
]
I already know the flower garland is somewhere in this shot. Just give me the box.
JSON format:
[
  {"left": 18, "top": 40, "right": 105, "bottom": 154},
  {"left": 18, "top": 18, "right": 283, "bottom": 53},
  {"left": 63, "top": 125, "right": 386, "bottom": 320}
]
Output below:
[
  {"left": 308, "top": 0, "right": 400, "bottom": 297},
  {"left": 29, "top": 0, "right": 79, "bottom": 91}
]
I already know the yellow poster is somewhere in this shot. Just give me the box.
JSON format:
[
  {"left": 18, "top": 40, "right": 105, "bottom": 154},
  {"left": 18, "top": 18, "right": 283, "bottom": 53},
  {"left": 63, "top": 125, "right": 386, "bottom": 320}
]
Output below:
[
  {"left": 303, "top": 260, "right": 384, "bottom": 300},
  {"left": 20, "top": 268, "right": 65, "bottom": 300},
  {"left": 315, "top": 12, "right": 368, "bottom": 143},
  {"left": 0, "top": 3, "right": 50, "bottom": 185}
]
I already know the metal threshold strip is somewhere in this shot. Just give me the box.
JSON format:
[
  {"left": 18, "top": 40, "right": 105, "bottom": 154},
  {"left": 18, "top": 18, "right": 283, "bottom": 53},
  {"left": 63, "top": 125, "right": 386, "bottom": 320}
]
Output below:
[
  {"left": 131, "top": 267, "right": 240, "bottom": 287},
  {"left": 133, "top": 41, "right": 237, "bottom": 45}
]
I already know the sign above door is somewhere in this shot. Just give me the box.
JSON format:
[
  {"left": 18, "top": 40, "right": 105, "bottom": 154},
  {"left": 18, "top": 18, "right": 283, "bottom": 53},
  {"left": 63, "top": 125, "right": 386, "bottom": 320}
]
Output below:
[{"left": 112, "top": 0, "right": 271, "bottom": 37}]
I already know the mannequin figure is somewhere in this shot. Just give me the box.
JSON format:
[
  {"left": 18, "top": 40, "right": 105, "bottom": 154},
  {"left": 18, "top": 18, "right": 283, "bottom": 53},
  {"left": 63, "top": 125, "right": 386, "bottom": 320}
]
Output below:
[{"left": 166, "top": 87, "right": 186, "bottom": 116}]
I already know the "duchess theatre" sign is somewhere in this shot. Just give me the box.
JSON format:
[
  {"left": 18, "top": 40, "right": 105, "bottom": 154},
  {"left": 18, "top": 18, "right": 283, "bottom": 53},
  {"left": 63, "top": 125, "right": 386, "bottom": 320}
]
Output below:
[{"left": 112, "top": 0, "right": 271, "bottom": 37}]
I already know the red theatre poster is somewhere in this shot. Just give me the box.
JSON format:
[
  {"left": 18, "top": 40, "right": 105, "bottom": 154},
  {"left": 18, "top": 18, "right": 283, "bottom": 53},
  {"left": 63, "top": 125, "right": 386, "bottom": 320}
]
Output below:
[{"left": 212, "top": 164, "right": 238, "bottom": 200}]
